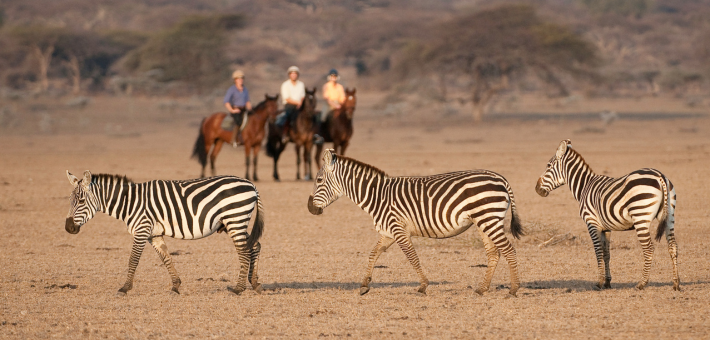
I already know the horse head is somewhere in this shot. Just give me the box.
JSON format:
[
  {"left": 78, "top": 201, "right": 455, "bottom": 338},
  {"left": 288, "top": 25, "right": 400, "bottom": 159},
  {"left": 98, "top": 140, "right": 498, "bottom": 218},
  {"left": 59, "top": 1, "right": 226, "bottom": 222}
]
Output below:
[
  {"left": 343, "top": 88, "right": 357, "bottom": 120},
  {"left": 264, "top": 93, "right": 279, "bottom": 123},
  {"left": 301, "top": 88, "right": 317, "bottom": 116}
]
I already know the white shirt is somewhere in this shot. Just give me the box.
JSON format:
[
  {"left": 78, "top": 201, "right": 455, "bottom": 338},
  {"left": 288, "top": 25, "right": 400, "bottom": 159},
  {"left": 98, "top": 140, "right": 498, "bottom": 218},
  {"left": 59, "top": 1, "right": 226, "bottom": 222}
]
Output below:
[{"left": 280, "top": 80, "right": 305, "bottom": 105}]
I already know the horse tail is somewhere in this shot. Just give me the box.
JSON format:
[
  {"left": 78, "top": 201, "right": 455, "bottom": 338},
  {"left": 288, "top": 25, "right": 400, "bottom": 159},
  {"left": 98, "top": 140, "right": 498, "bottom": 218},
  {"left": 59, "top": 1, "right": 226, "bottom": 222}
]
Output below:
[
  {"left": 246, "top": 192, "right": 265, "bottom": 250},
  {"left": 191, "top": 118, "right": 208, "bottom": 167}
]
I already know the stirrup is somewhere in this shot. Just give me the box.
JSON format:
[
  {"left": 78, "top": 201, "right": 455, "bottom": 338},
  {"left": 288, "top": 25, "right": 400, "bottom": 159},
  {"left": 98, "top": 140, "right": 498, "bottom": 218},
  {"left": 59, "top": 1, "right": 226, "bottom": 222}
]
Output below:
[{"left": 313, "top": 134, "right": 324, "bottom": 145}]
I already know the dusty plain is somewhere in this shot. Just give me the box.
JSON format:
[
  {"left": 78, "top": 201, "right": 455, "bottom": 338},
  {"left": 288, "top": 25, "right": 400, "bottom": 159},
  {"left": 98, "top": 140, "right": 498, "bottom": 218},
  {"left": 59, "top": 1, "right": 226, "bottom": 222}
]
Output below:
[{"left": 1, "top": 95, "right": 709, "bottom": 339}]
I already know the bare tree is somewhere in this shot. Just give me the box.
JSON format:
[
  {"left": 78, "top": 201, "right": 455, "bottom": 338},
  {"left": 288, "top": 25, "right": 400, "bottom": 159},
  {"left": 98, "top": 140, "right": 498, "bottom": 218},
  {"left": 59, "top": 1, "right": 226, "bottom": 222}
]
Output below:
[{"left": 10, "top": 25, "right": 65, "bottom": 92}]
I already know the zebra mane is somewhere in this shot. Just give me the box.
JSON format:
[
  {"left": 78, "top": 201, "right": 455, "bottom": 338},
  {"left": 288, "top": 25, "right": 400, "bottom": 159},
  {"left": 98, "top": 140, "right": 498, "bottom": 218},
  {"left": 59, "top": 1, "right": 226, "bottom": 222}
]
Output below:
[
  {"left": 92, "top": 173, "right": 135, "bottom": 184},
  {"left": 336, "top": 155, "right": 388, "bottom": 177},
  {"left": 566, "top": 147, "right": 596, "bottom": 175}
]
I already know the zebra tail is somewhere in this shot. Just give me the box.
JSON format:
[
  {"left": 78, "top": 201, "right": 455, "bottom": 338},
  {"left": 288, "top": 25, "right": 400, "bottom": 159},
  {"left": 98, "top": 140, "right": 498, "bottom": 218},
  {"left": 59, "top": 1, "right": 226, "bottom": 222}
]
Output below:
[
  {"left": 654, "top": 176, "right": 670, "bottom": 242},
  {"left": 191, "top": 118, "right": 208, "bottom": 167},
  {"left": 246, "top": 194, "right": 264, "bottom": 250},
  {"left": 506, "top": 182, "right": 525, "bottom": 240}
]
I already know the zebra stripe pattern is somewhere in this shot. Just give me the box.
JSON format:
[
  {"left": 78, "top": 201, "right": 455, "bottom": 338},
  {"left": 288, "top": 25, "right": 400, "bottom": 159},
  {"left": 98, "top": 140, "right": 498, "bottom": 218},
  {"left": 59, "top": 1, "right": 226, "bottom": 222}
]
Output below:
[
  {"left": 308, "top": 149, "right": 524, "bottom": 296},
  {"left": 65, "top": 171, "right": 264, "bottom": 295},
  {"left": 535, "top": 139, "right": 679, "bottom": 291}
]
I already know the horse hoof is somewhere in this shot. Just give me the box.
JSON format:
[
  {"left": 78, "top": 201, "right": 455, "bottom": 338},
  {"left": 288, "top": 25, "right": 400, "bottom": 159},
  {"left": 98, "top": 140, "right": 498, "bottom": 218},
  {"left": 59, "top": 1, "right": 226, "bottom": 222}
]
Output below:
[{"left": 359, "top": 286, "right": 370, "bottom": 295}]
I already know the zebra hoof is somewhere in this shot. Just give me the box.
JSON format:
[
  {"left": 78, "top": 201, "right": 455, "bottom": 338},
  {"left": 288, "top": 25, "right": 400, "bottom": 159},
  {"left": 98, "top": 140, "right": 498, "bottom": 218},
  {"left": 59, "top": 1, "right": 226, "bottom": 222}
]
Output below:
[
  {"left": 673, "top": 285, "right": 681, "bottom": 291},
  {"left": 228, "top": 286, "right": 246, "bottom": 295},
  {"left": 635, "top": 283, "right": 646, "bottom": 291},
  {"left": 116, "top": 290, "right": 127, "bottom": 297},
  {"left": 253, "top": 283, "right": 263, "bottom": 294},
  {"left": 417, "top": 285, "right": 427, "bottom": 295},
  {"left": 593, "top": 284, "right": 603, "bottom": 291},
  {"left": 505, "top": 293, "right": 518, "bottom": 299},
  {"left": 171, "top": 287, "right": 180, "bottom": 295},
  {"left": 474, "top": 288, "right": 486, "bottom": 296},
  {"left": 359, "top": 286, "right": 370, "bottom": 295}
]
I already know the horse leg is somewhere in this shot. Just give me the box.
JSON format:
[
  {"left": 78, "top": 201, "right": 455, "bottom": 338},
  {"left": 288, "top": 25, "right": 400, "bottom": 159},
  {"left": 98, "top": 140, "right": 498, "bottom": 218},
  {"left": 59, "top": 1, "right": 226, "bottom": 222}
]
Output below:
[
  {"left": 272, "top": 147, "right": 280, "bottom": 181},
  {"left": 295, "top": 144, "right": 301, "bottom": 180},
  {"left": 252, "top": 145, "right": 260, "bottom": 182},
  {"left": 244, "top": 145, "right": 251, "bottom": 181},
  {"left": 211, "top": 140, "right": 224, "bottom": 177},
  {"left": 303, "top": 142, "right": 312, "bottom": 181},
  {"left": 340, "top": 140, "right": 350, "bottom": 156}
]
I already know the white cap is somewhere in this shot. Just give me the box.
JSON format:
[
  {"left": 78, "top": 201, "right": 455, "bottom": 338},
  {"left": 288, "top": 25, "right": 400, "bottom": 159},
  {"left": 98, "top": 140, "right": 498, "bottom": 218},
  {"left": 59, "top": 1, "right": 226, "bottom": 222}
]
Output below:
[{"left": 287, "top": 66, "right": 300, "bottom": 74}]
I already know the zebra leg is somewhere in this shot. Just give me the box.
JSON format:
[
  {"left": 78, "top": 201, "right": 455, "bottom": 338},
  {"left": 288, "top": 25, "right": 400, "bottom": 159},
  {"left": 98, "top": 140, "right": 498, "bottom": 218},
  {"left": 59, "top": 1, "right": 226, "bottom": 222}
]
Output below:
[
  {"left": 211, "top": 141, "right": 224, "bottom": 177},
  {"left": 148, "top": 236, "right": 181, "bottom": 294},
  {"left": 665, "top": 190, "right": 680, "bottom": 291},
  {"left": 601, "top": 231, "right": 612, "bottom": 289},
  {"left": 118, "top": 232, "right": 149, "bottom": 296},
  {"left": 225, "top": 222, "right": 252, "bottom": 295},
  {"left": 587, "top": 225, "right": 607, "bottom": 290},
  {"left": 483, "top": 220, "right": 520, "bottom": 297},
  {"left": 360, "top": 235, "right": 395, "bottom": 295},
  {"left": 474, "top": 227, "right": 500, "bottom": 295},
  {"left": 633, "top": 222, "right": 655, "bottom": 290},
  {"left": 392, "top": 228, "right": 429, "bottom": 295},
  {"left": 248, "top": 242, "right": 263, "bottom": 294}
]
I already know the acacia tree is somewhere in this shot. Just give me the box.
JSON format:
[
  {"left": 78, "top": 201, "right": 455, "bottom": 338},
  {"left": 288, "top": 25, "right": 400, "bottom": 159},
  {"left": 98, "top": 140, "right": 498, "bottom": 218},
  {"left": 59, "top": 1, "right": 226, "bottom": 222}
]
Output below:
[
  {"left": 423, "top": 5, "right": 600, "bottom": 121},
  {"left": 123, "top": 14, "right": 244, "bottom": 93},
  {"left": 10, "top": 25, "right": 65, "bottom": 92}
]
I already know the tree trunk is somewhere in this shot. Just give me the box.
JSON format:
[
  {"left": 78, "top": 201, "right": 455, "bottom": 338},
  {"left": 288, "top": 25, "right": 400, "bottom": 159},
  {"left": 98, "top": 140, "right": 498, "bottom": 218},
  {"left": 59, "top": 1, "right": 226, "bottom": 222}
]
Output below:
[
  {"left": 68, "top": 54, "right": 81, "bottom": 95},
  {"left": 32, "top": 44, "right": 54, "bottom": 92},
  {"left": 471, "top": 70, "right": 509, "bottom": 122}
]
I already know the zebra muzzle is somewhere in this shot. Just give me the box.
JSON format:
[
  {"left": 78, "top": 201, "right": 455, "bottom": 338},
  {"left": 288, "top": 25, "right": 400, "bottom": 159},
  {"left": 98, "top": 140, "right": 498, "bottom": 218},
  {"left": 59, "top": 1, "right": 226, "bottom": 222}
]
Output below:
[
  {"left": 65, "top": 217, "right": 80, "bottom": 234},
  {"left": 535, "top": 178, "right": 549, "bottom": 197},
  {"left": 307, "top": 195, "right": 323, "bottom": 215}
]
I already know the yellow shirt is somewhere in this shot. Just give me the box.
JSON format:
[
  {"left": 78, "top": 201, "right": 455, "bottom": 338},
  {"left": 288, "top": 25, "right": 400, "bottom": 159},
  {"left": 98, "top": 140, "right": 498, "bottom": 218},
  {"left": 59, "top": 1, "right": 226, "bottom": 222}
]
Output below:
[{"left": 322, "top": 82, "right": 345, "bottom": 109}]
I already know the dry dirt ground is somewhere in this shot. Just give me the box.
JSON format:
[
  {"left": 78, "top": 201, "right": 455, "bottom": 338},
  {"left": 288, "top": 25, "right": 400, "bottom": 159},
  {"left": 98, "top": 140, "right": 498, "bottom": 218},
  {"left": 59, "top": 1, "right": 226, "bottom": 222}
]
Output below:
[{"left": 1, "top": 95, "right": 709, "bottom": 338}]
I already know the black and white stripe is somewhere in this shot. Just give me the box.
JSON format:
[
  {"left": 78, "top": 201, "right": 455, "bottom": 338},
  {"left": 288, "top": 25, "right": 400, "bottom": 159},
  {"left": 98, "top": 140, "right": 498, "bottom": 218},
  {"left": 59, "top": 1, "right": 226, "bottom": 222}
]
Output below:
[
  {"left": 65, "top": 171, "right": 264, "bottom": 295},
  {"left": 308, "top": 150, "right": 524, "bottom": 296},
  {"left": 535, "top": 139, "right": 679, "bottom": 291}
]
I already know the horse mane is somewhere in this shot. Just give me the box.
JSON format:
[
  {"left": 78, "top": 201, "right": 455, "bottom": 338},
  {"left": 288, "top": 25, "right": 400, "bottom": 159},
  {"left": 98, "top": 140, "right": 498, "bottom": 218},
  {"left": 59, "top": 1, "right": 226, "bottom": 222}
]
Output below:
[
  {"left": 336, "top": 155, "right": 388, "bottom": 177},
  {"left": 250, "top": 100, "right": 267, "bottom": 114},
  {"left": 93, "top": 173, "right": 135, "bottom": 184}
]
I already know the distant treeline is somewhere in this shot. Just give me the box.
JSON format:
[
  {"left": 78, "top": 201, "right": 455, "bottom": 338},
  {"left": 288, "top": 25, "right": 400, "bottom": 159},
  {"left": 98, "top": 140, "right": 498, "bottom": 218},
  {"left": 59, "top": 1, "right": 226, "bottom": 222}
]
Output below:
[{"left": 0, "top": 0, "right": 708, "bottom": 119}]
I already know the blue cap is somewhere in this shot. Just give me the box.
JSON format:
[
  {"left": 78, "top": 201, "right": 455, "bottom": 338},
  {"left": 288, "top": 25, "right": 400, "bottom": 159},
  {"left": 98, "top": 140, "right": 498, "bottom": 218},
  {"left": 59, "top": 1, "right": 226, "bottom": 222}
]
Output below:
[{"left": 328, "top": 69, "right": 339, "bottom": 76}]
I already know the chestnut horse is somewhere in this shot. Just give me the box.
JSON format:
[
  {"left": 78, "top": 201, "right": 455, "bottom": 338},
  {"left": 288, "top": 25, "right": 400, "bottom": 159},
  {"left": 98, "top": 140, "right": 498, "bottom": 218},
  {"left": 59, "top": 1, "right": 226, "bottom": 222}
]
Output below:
[
  {"left": 266, "top": 88, "right": 318, "bottom": 181},
  {"left": 315, "top": 88, "right": 356, "bottom": 168},
  {"left": 192, "top": 94, "right": 279, "bottom": 180}
]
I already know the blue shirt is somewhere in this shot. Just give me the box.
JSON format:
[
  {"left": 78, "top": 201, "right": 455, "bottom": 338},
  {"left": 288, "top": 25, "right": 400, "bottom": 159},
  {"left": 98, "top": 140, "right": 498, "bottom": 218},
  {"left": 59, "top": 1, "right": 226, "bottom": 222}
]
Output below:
[{"left": 223, "top": 85, "right": 250, "bottom": 108}]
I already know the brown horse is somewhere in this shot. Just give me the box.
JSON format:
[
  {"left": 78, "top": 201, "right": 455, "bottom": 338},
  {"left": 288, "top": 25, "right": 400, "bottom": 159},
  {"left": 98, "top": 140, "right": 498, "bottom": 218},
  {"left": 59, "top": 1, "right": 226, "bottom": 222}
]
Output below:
[
  {"left": 266, "top": 88, "right": 318, "bottom": 181},
  {"left": 192, "top": 94, "right": 279, "bottom": 180},
  {"left": 316, "top": 87, "right": 356, "bottom": 168}
]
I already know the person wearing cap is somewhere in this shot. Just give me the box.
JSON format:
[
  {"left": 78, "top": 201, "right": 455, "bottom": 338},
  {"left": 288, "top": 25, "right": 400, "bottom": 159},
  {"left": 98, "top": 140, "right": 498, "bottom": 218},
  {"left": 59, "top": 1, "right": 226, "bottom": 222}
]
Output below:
[
  {"left": 224, "top": 70, "right": 252, "bottom": 147},
  {"left": 322, "top": 68, "right": 346, "bottom": 111}
]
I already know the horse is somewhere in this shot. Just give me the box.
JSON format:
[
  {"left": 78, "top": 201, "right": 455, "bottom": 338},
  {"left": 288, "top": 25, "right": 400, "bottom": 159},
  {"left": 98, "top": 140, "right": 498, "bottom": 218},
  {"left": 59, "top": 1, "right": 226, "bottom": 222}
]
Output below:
[
  {"left": 192, "top": 94, "right": 279, "bottom": 180},
  {"left": 316, "top": 87, "right": 356, "bottom": 168},
  {"left": 266, "top": 88, "right": 318, "bottom": 181}
]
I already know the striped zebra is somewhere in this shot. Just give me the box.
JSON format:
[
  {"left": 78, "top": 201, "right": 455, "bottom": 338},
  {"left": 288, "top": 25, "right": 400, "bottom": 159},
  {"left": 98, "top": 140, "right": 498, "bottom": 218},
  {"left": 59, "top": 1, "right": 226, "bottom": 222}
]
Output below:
[
  {"left": 65, "top": 171, "right": 264, "bottom": 295},
  {"left": 535, "top": 139, "right": 679, "bottom": 291},
  {"left": 308, "top": 150, "right": 524, "bottom": 297}
]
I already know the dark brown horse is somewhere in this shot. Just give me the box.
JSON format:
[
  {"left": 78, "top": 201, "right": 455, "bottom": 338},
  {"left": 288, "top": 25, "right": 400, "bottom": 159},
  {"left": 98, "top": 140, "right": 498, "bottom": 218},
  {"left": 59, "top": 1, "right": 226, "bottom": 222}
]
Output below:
[
  {"left": 266, "top": 88, "right": 318, "bottom": 181},
  {"left": 316, "top": 87, "right": 356, "bottom": 168},
  {"left": 192, "top": 94, "right": 279, "bottom": 180}
]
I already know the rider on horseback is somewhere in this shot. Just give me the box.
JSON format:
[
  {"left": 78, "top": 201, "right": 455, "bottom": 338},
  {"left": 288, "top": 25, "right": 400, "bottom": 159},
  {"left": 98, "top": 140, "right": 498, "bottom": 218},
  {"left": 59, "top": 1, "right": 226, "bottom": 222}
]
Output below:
[
  {"left": 224, "top": 70, "right": 252, "bottom": 148},
  {"left": 275, "top": 66, "right": 324, "bottom": 145},
  {"left": 323, "top": 69, "right": 346, "bottom": 112}
]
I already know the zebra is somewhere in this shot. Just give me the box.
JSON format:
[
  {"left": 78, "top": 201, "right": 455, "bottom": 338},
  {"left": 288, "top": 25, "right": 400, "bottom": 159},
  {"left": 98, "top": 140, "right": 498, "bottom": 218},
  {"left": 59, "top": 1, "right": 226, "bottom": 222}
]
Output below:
[
  {"left": 535, "top": 139, "right": 679, "bottom": 291},
  {"left": 308, "top": 150, "right": 524, "bottom": 297},
  {"left": 64, "top": 171, "right": 264, "bottom": 296}
]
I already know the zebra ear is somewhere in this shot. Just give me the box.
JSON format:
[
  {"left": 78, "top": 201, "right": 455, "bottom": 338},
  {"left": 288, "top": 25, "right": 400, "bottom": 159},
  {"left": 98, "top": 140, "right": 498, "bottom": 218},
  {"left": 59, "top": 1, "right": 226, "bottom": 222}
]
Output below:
[
  {"left": 322, "top": 149, "right": 336, "bottom": 171},
  {"left": 82, "top": 170, "right": 92, "bottom": 186},
  {"left": 555, "top": 139, "right": 572, "bottom": 159},
  {"left": 67, "top": 171, "right": 79, "bottom": 187}
]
